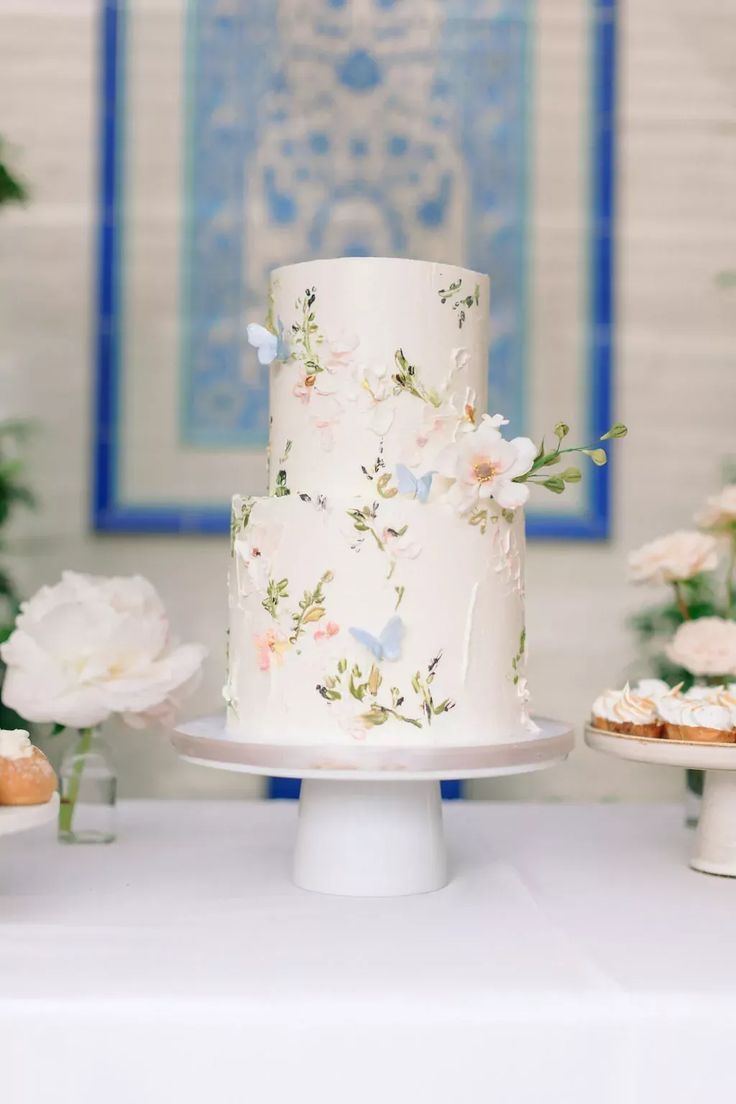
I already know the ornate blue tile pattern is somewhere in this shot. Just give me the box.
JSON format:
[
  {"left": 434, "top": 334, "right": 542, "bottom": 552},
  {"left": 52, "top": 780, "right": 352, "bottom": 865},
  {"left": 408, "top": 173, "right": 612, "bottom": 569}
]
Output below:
[{"left": 182, "top": 0, "right": 530, "bottom": 447}]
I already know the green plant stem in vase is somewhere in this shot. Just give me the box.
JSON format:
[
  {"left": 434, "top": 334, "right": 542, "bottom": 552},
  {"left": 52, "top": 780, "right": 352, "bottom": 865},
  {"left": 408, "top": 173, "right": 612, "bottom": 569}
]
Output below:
[{"left": 58, "top": 727, "right": 117, "bottom": 844}]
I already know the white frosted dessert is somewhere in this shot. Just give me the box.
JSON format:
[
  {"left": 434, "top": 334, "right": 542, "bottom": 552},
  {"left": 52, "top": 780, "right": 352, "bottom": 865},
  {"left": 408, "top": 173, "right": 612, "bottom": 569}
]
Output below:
[
  {"left": 660, "top": 685, "right": 736, "bottom": 743},
  {"left": 227, "top": 257, "right": 535, "bottom": 748},
  {"left": 591, "top": 681, "right": 736, "bottom": 744},
  {"left": 590, "top": 682, "right": 666, "bottom": 738}
]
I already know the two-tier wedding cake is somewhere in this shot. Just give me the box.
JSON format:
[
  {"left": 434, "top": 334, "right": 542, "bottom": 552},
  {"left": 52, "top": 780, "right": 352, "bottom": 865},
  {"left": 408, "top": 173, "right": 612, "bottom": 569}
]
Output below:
[{"left": 225, "top": 257, "right": 537, "bottom": 748}]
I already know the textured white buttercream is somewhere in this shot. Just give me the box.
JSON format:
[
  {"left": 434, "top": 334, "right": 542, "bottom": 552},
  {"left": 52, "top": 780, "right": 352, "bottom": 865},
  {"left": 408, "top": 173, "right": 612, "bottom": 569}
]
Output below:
[
  {"left": 227, "top": 257, "right": 533, "bottom": 749},
  {"left": 227, "top": 493, "right": 529, "bottom": 747},
  {"left": 268, "top": 257, "right": 489, "bottom": 499}
]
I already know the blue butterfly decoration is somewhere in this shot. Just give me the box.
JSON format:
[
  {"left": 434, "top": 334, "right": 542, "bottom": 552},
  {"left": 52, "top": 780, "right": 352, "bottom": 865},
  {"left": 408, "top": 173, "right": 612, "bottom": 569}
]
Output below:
[
  {"left": 395, "top": 463, "right": 433, "bottom": 503},
  {"left": 349, "top": 616, "right": 404, "bottom": 662},
  {"left": 246, "top": 319, "right": 289, "bottom": 365}
]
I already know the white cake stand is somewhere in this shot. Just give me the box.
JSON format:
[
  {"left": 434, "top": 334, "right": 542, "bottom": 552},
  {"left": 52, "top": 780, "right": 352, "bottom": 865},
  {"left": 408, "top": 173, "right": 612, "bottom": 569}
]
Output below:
[
  {"left": 585, "top": 724, "right": 736, "bottom": 877},
  {"left": 0, "top": 793, "right": 59, "bottom": 838},
  {"left": 172, "top": 716, "right": 573, "bottom": 897}
]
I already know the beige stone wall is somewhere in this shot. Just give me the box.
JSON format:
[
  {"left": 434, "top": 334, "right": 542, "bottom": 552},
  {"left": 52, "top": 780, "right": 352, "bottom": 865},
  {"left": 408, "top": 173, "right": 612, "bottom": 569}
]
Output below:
[{"left": 0, "top": 0, "right": 734, "bottom": 800}]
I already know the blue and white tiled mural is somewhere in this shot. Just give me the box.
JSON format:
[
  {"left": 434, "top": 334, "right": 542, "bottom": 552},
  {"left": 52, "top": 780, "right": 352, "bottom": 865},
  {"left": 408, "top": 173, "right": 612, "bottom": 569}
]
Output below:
[{"left": 182, "top": 0, "right": 529, "bottom": 447}]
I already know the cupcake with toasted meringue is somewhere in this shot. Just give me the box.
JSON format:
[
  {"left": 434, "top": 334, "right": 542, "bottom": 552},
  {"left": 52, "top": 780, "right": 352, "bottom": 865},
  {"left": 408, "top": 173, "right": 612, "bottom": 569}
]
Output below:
[
  {"left": 591, "top": 687, "right": 626, "bottom": 733},
  {"left": 591, "top": 681, "right": 667, "bottom": 737},
  {"left": 658, "top": 685, "right": 736, "bottom": 744}
]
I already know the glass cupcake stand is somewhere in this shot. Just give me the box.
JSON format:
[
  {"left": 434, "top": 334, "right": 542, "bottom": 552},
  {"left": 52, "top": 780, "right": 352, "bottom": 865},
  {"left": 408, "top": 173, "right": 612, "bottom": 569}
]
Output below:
[
  {"left": 172, "top": 716, "right": 573, "bottom": 897},
  {"left": 0, "top": 793, "right": 59, "bottom": 849},
  {"left": 585, "top": 724, "right": 736, "bottom": 877}
]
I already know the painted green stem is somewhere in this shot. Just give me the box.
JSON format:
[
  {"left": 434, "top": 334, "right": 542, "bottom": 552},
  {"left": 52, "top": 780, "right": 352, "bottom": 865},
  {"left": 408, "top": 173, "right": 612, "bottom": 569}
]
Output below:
[{"left": 58, "top": 727, "right": 94, "bottom": 834}]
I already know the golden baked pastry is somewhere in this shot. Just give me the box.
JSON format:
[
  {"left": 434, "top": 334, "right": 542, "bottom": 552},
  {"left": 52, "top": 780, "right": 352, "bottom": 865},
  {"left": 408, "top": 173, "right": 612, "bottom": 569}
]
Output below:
[{"left": 0, "top": 730, "right": 57, "bottom": 806}]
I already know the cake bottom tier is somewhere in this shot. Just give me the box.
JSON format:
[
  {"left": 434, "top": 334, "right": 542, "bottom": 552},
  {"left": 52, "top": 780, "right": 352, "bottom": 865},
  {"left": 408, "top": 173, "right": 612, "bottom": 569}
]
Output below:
[{"left": 225, "top": 492, "right": 535, "bottom": 748}]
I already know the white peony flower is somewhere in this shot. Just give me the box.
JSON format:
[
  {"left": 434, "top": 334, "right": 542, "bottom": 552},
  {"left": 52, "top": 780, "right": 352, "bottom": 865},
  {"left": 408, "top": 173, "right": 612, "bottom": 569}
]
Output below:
[
  {"left": 665, "top": 617, "right": 736, "bottom": 677},
  {"left": 436, "top": 414, "right": 536, "bottom": 513},
  {"left": 697, "top": 485, "right": 736, "bottom": 532},
  {"left": 0, "top": 571, "right": 206, "bottom": 729},
  {"left": 628, "top": 530, "right": 719, "bottom": 584},
  {"left": 234, "top": 519, "right": 283, "bottom": 595}
]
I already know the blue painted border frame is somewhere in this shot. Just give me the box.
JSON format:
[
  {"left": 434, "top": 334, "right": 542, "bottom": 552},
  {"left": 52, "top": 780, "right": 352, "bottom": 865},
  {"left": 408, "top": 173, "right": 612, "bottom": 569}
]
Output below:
[{"left": 94, "top": 0, "right": 617, "bottom": 540}]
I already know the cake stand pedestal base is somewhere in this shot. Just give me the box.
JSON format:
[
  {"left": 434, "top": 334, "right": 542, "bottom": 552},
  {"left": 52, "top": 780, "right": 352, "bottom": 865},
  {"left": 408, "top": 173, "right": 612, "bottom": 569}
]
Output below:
[
  {"left": 173, "top": 716, "right": 572, "bottom": 898},
  {"left": 692, "top": 770, "right": 736, "bottom": 877},
  {"left": 585, "top": 725, "right": 736, "bottom": 877},
  {"left": 295, "top": 779, "right": 446, "bottom": 896}
]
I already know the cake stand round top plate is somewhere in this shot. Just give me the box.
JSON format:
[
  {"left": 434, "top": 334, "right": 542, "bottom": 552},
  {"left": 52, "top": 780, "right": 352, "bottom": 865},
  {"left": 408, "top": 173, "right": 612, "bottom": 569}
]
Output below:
[
  {"left": 585, "top": 724, "right": 736, "bottom": 770},
  {"left": 173, "top": 715, "right": 574, "bottom": 781},
  {"left": 0, "top": 793, "right": 59, "bottom": 837}
]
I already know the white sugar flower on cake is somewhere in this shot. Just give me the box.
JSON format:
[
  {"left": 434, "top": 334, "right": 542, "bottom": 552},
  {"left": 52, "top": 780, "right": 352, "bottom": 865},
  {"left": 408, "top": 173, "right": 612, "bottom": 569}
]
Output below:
[
  {"left": 697, "top": 484, "right": 736, "bottom": 532},
  {"left": 0, "top": 571, "right": 206, "bottom": 729},
  {"left": 433, "top": 416, "right": 627, "bottom": 521},
  {"left": 665, "top": 617, "right": 736, "bottom": 678},
  {"left": 346, "top": 361, "right": 395, "bottom": 436},
  {"left": 407, "top": 388, "right": 479, "bottom": 467},
  {"left": 628, "top": 530, "right": 719, "bottom": 585},
  {"left": 436, "top": 414, "right": 537, "bottom": 513}
]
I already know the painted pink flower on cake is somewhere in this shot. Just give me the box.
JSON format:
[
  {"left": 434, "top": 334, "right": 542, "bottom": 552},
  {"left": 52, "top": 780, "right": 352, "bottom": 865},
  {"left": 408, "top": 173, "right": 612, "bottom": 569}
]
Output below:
[
  {"left": 324, "top": 332, "right": 359, "bottom": 371},
  {"left": 436, "top": 415, "right": 536, "bottom": 513},
  {"left": 381, "top": 526, "right": 422, "bottom": 561},
  {"left": 311, "top": 394, "right": 343, "bottom": 451},
  {"left": 628, "top": 530, "right": 719, "bottom": 584},
  {"left": 234, "top": 519, "right": 284, "bottom": 596},
  {"left": 254, "top": 628, "right": 291, "bottom": 672},
  {"left": 314, "top": 621, "right": 340, "bottom": 642},
  {"left": 292, "top": 380, "right": 313, "bottom": 405},
  {"left": 665, "top": 617, "right": 736, "bottom": 677},
  {"left": 329, "top": 695, "right": 371, "bottom": 741}
]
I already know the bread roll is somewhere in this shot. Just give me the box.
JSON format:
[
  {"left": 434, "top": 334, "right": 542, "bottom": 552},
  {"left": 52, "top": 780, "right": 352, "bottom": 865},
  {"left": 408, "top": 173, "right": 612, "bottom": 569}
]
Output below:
[{"left": 0, "top": 729, "right": 57, "bottom": 806}]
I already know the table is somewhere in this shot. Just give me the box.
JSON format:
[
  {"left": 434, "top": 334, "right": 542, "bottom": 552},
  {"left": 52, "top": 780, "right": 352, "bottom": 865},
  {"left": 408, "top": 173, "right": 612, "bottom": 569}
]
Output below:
[{"left": 2, "top": 801, "right": 736, "bottom": 1104}]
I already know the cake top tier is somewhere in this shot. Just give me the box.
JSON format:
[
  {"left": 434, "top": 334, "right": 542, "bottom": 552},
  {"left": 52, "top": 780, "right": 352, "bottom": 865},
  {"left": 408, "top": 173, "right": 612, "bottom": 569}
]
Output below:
[{"left": 264, "top": 257, "right": 490, "bottom": 499}]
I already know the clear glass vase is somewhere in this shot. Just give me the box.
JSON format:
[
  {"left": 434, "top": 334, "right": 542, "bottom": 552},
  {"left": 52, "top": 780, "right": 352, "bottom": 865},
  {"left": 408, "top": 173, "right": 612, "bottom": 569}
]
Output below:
[{"left": 58, "top": 729, "right": 117, "bottom": 844}]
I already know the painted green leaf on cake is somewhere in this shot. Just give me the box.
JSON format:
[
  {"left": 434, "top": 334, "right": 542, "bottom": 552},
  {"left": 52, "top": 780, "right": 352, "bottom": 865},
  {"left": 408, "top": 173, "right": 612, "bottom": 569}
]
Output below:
[
  {"left": 392, "top": 349, "right": 442, "bottom": 407},
  {"left": 437, "top": 278, "right": 481, "bottom": 329},
  {"left": 316, "top": 651, "right": 454, "bottom": 733}
]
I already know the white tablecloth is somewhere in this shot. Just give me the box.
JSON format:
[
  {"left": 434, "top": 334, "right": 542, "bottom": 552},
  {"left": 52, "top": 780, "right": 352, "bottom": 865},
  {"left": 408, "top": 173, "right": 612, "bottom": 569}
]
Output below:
[{"left": 2, "top": 800, "right": 735, "bottom": 1104}]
